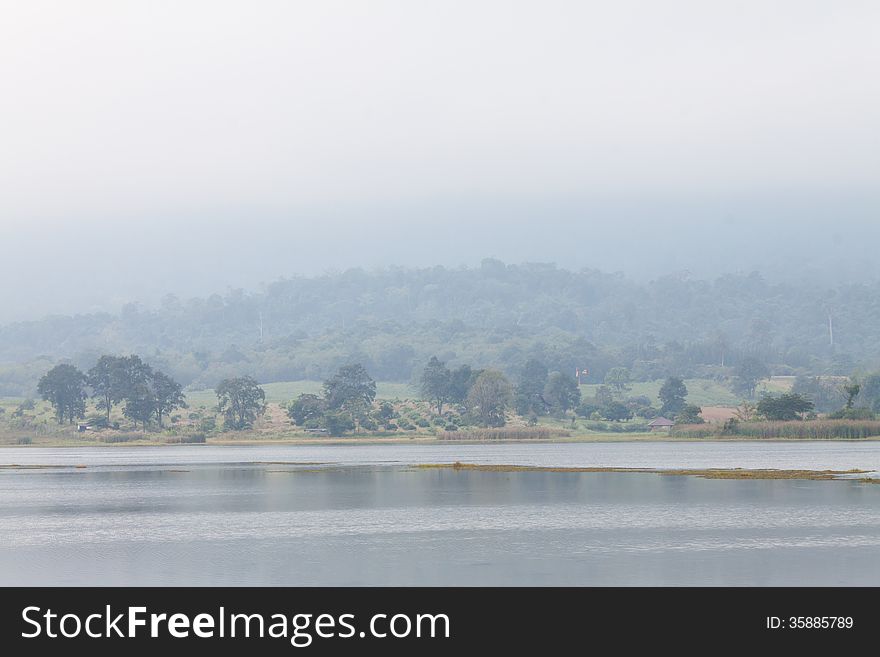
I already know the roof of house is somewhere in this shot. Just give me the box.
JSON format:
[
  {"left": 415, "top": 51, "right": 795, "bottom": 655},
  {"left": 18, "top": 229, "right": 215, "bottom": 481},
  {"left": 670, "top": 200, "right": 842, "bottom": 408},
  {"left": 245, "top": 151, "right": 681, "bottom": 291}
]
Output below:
[{"left": 648, "top": 416, "right": 675, "bottom": 427}]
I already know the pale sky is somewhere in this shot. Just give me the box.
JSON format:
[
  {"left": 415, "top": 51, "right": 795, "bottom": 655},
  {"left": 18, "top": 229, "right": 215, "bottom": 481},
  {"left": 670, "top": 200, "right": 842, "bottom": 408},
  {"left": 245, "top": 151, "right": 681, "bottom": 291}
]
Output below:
[{"left": 1, "top": 1, "right": 879, "bottom": 320}]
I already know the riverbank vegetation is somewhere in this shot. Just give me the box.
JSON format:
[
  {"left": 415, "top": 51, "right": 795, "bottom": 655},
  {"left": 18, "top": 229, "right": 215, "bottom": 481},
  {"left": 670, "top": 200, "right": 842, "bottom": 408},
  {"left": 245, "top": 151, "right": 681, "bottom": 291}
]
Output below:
[{"left": 3, "top": 348, "right": 880, "bottom": 445}]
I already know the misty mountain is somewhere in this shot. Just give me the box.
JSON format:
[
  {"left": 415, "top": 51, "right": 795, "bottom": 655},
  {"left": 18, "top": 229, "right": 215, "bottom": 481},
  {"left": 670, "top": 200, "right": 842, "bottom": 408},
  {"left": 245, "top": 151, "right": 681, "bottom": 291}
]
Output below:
[{"left": 0, "top": 260, "right": 873, "bottom": 396}]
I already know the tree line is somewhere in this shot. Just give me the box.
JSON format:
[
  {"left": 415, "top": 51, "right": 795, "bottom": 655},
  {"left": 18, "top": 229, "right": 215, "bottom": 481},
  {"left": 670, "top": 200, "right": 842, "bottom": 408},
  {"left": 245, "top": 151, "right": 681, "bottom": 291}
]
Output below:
[
  {"left": 36, "top": 356, "right": 268, "bottom": 432},
  {"left": 38, "top": 356, "right": 186, "bottom": 430},
  {"left": 286, "top": 358, "right": 707, "bottom": 435}
]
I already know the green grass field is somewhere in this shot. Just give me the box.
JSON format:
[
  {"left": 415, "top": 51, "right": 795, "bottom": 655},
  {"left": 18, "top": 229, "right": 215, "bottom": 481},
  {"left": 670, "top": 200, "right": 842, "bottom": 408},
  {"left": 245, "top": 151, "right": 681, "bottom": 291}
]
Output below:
[
  {"left": 183, "top": 380, "right": 419, "bottom": 408},
  {"left": 578, "top": 377, "right": 792, "bottom": 408}
]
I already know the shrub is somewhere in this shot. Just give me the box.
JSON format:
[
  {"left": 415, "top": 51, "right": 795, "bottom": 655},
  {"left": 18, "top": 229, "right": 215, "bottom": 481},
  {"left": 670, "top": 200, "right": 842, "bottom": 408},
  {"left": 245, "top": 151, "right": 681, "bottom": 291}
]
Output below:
[
  {"left": 416, "top": 418, "right": 430, "bottom": 428},
  {"left": 325, "top": 411, "right": 355, "bottom": 436}
]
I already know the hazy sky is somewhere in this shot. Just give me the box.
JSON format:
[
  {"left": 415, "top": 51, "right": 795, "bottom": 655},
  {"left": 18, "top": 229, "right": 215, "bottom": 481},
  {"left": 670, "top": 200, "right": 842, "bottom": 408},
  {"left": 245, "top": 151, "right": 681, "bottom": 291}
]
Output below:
[{"left": 2, "top": 1, "right": 879, "bottom": 321}]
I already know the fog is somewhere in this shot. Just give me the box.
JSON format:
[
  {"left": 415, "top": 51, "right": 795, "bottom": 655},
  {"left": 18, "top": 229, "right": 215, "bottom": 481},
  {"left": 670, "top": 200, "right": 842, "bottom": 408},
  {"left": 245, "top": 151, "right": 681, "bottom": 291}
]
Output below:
[{"left": 2, "top": 1, "right": 879, "bottom": 322}]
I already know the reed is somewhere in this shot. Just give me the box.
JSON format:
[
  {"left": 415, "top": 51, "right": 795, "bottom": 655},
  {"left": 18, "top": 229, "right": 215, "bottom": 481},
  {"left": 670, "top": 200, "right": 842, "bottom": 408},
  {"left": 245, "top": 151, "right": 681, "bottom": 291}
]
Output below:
[
  {"left": 439, "top": 427, "right": 566, "bottom": 441},
  {"left": 672, "top": 420, "right": 880, "bottom": 440}
]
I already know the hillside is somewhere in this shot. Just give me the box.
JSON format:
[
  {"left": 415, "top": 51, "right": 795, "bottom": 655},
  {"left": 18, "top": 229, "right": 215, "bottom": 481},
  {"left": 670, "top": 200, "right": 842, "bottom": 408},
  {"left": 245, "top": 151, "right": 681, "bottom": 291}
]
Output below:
[{"left": 0, "top": 260, "right": 875, "bottom": 395}]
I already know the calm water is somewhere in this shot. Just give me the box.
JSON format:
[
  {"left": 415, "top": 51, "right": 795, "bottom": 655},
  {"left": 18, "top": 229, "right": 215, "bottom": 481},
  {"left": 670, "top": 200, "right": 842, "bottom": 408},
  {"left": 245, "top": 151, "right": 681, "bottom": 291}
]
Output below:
[{"left": 2, "top": 442, "right": 880, "bottom": 586}]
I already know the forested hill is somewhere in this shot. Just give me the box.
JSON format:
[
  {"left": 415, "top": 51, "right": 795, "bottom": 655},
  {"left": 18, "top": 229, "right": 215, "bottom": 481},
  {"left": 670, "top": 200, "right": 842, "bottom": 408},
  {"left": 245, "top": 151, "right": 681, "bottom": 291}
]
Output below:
[{"left": 0, "top": 260, "right": 875, "bottom": 395}]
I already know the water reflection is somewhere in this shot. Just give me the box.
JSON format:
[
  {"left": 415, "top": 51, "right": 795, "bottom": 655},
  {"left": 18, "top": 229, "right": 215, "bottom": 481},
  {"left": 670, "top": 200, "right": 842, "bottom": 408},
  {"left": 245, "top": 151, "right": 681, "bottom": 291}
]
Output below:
[{"left": 1, "top": 458, "right": 880, "bottom": 585}]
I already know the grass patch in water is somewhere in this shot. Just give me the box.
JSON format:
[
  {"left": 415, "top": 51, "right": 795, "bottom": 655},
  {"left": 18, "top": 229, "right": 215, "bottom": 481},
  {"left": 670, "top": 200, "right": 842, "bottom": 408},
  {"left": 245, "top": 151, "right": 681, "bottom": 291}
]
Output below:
[{"left": 416, "top": 462, "right": 868, "bottom": 481}]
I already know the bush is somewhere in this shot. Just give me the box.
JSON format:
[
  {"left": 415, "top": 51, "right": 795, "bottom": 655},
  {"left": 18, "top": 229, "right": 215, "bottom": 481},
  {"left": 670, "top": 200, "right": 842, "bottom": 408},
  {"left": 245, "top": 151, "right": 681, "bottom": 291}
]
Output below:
[
  {"left": 635, "top": 406, "right": 659, "bottom": 419},
  {"left": 16, "top": 436, "right": 32, "bottom": 445},
  {"left": 416, "top": 418, "right": 430, "bottom": 428},
  {"left": 325, "top": 411, "right": 355, "bottom": 436}
]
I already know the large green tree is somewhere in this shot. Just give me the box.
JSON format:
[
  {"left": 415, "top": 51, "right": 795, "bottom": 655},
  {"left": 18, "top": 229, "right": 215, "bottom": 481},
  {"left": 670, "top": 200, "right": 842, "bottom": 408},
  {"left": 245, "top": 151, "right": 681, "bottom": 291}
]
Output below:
[
  {"left": 466, "top": 369, "right": 512, "bottom": 427},
  {"left": 448, "top": 365, "right": 479, "bottom": 406},
  {"left": 419, "top": 356, "right": 452, "bottom": 416},
  {"left": 123, "top": 380, "right": 159, "bottom": 431},
  {"left": 216, "top": 376, "right": 267, "bottom": 430},
  {"left": 543, "top": 371, "right": 581, "bottom": 416},
  {"left": 733, "top": 357, "right": 770, "bottom": 399},
  {"left": 151, "top": 370, "right": 187, "bottom": 428},
  {"left": 659, "top": 376, "right": 687, "bottom": 416},
  {"left": 604, "top": 367, "right": 631, "bottom": 394},
  {"left": 757, "top": 393, "right": 814, "bottom": 421},
  {"left": 514, "top": 359, "right": 549, "bottom": 416},
  {"left": 87, "top": 355, "right": 129, "bottom": 424},
  {"left": 323, "top": 364, "right": 376, "bottom": 419},
  {"left": 287, "top": 393, "right": 327, "bottom": 426},
  {"left": 37, "top": 364, "right": 88, "bottom": 424}
]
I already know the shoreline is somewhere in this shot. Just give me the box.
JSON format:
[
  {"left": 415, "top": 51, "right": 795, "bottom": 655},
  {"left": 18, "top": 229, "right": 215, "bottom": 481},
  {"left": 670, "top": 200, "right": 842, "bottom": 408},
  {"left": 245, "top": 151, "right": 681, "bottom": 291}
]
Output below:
[{"left": 3, "top": 434, "right": 880, "bottom": 448}]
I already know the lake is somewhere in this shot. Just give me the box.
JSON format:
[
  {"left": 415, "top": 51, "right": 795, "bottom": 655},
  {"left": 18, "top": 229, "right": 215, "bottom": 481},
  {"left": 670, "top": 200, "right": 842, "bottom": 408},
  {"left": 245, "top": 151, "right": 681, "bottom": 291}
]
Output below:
[{"left": 2, "top": 442, "right": 880, "bottom": 586}]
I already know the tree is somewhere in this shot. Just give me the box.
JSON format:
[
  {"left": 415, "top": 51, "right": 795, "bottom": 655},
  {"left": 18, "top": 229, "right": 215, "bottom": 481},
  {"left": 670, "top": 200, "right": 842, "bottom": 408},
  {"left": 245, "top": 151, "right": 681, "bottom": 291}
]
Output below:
[
  {"left": 419, "top": 356, "right": 451, "bottom": 416},
  {"left": 843, "top": 381, "right": 861, "bottom": 409},
  {"left": 659, "top": 377, "right": 687, "bottom": 416},
  {"left": 514, "top": 359, "right": 549, "bottom": 416},
  {"left": 123, "top": 380, "right": 158, "bottom": 431},
  {"left": 675, "top": 404, "right": 704, "bottom": 424},
  {"left": 601, "top": 401, "right": 633, "bottom": 422},
  {"left": 604, "top": 367, "right": 631, "bottom": 394},
  {"left": 466, "top": 369, "right": 512, "bottom": 427},
  {"left": 733, "top": 357, "right": 769, "bottom": 398},
  {"left": 119, "top": 357, "right": 158, "bottom": 430},
  {"left": 323, "top": 364, "right": 376, "bottom": 414},
  {"left": 543, "top": 371, "right": 581, "bottom": 416},
  {"left": 791, "top": 376, "right": 846, "bottom": 414},
  {"left": 735, "top": 401, "right": 758, "bottom": 422},
  {"left": 37, "top": 364, "right": 87, "bottom": 424},
  {"left": 216, "top": 376, "right": 267, "bottom": 430},
  {"left": 87, "top": 355, "right": 129, "bottom": 424},
  {"left": 756, "top": 393, "right": 814, "bottom": 421},
  {"left": 287, "top": 393, "right": 327, "bottom": 426},
  {"left": 448, "top": 365, "right": 479, "bottom": 406},
  {"left": 374, "top": 400, "right": 396, "bottom": 424},
  {"left": 324, "top": 410, "right": 356, "bottom": 436},
  {"left": 150, "top": 369, "right": 186, "bottom": 428},
  {"left": 860, "top": 374, "right": 880, "bottom": 413}
]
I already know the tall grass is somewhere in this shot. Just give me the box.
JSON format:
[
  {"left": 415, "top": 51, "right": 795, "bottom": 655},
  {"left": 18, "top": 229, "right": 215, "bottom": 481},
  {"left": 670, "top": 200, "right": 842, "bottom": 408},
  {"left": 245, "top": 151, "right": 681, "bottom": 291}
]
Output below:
[
  {"left": 165, "top": 433, "right": 207, "bottom": 444},
  {"left": 440, "top": 427, "right": 567, "bottom": 441},
  {"left": 672, "top": 420, "right": 880, "bottom": 440},
  {"left": 97, "top": 433, "right": 147, "bottom": 443}
]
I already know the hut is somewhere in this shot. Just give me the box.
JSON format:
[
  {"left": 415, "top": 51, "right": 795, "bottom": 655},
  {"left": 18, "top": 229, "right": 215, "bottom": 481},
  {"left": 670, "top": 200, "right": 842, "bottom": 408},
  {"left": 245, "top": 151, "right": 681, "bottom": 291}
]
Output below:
[{"left": 647, "top": 417, "right": 674, "bottom": 431}]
